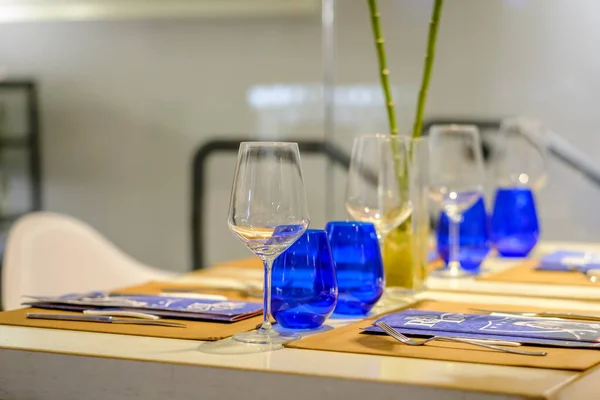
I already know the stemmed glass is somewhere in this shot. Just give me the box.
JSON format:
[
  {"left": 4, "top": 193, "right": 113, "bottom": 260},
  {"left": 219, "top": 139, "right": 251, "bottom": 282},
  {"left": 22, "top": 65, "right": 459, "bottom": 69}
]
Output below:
[
  {"left": 227, "top": 142, "right": 309, "bottom": 345},
  {"left": 428, "top": 125, "right": 486, "bottom": 278},
  {"left": 491, "top": 118, "right": 546, "bottom": 257},
  {"left": 494, "top": 117, "right": 547, "bottom": 190},
  {"left": 345, "top": 134, "right": 413, "bottom": 247}
]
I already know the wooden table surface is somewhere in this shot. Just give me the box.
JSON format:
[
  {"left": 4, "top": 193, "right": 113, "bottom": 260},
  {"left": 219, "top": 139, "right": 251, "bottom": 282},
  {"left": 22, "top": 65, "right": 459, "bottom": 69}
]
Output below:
[{"left": 2, "top": 241, "right": 600, "bottom": 400}]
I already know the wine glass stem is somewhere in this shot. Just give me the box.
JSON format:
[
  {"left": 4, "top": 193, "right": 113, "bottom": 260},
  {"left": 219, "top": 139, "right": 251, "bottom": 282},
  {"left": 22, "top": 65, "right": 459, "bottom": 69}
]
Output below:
[
  {"left": 448, "top": 214, "right": 462, "bottom": 274},
  {"left": 261, "top": 258, "right": 274, "bottom": 331},
  {"left": 376, "top": 231, "right": 386, "bottom": 256}
]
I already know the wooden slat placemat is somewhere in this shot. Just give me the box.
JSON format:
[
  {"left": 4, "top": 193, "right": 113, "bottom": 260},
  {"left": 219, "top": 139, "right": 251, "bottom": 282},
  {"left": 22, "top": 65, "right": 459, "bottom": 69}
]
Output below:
[
  {"left": 477, "top": 260, "right": 600, "bottom": 286},
  {"left": 0, "top": 281, "right": 262, "bottom": 341},
  {"left": 285, "top": 300, "right": 600, "bottom": 371},
  {"left": 213, "top": 257, "right": 263, "bottom": 270},
  {"left": 200, "top": 257, "right": 444, "bottom": 279}
]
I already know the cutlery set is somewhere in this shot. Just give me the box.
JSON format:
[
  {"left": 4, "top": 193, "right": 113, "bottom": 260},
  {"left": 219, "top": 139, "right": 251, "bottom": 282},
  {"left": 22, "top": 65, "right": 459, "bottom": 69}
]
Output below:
[
  {"left": 375, "top": 321, "right": 547, "bottom": 356},
  {"left": 23, "top": 283, "right": 265, "bottom": 327},
  {"left": 371, "top": 308, "right": 600, "bottom": 356},
  {"left": 26, "top": 313, "right": 187, "bottom": 328},
  {"left": 470, "top": 308, "right": 600, "bottom": 322}
]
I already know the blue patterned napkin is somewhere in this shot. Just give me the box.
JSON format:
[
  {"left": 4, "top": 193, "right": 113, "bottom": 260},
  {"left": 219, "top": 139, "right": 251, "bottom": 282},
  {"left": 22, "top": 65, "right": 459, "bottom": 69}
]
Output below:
[
  {"left": 23, "top": 292, "right": 262, "bottom": 322},
  {"left": 535, "top": 250, "right": 600, "bottom": 272},
  {"left": 364, "top": 310, "right": 600, "bottom": 348}
]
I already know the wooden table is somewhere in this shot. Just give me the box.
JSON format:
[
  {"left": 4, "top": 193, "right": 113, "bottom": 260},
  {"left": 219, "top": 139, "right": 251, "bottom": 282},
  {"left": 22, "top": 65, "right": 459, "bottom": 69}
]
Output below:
[{"left": 2, "top": 241, "right": 600, "bottom": 400}]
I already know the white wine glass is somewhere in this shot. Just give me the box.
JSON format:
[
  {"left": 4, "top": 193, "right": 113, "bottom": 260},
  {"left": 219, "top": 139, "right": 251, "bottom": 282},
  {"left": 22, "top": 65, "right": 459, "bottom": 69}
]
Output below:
[
  {"left": 227, "top": 142, "right": 309, "bottom": 345},
  {"left": 495, "top": 117, "right": 548, "bottom": 190},
  {"left": 345, "top": 134, "right": 413, "bottom": 247},
  {"left": 428, "top": 125, "right": 486, "bottom": 278}
]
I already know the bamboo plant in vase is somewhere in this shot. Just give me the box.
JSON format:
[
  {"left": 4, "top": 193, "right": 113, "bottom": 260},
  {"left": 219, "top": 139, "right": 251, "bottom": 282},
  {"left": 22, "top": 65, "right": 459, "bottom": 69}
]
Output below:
[{"left": 366, "top": 0, "right": 444, "bottom": 292}]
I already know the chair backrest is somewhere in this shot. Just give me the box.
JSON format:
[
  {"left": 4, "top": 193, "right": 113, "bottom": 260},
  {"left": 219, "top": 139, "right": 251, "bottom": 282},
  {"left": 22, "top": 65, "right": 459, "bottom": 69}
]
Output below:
[{"left": 1, "top": 212, "right": 175, "bottom": 310}]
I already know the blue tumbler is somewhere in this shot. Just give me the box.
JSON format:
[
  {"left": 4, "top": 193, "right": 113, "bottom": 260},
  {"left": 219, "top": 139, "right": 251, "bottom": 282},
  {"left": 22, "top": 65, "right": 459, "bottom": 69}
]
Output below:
[
  {"left": 491, "top": 187, "right": 540, "bottom": 257},
  {"left": 437, "top": 197, "right": 490, "bottom": 272},
  {"left": 325, "top": 221, "right": 384, "bottom": 315},
  {"left": 271, "top": 229, "right": 338, "bottom": 330}
]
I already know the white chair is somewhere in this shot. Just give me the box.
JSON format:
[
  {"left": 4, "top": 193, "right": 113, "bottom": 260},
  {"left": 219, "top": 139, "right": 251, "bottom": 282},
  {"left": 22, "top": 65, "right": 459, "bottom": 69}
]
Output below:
[{"left": 1, "top": 212, "right": 177, "bottom": 310}]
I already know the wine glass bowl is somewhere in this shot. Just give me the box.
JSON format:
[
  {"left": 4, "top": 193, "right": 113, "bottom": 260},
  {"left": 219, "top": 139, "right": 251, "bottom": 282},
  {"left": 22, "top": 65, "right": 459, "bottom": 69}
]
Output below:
[
  {"left": 230, "top": 225, "right": 308, "bottom": 260},
  {"left": 428, "top": 187, "right": 482, "bottom": 219},
  {"left": 227, "top": 142, "right": 309, "bottom": 345},
  {"left": 494, "top": 117, "right": 547, "bottom": 190},
  {"left": 345, "top": 134, "right": 413, "bottom": 243}
]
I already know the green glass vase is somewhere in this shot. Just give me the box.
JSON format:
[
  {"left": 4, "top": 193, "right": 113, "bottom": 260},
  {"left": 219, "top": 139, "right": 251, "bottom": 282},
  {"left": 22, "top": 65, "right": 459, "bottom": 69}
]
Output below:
[{"left": 383, "top": 137, "right": 430, "bottom": 293}]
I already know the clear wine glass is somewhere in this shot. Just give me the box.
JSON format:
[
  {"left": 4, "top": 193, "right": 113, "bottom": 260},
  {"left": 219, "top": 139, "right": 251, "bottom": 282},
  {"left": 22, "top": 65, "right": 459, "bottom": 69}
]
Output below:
[
  {"left": 491, "top": 117, "right": 546, "bottom": 257},
  {"left": 345, "top": 134, "right": 413, "bottom": 247},
  {"left": 495, "top": 117, "right": 547, "bottom": 190},
  {"left": 428, "top": 125, "right": 486, "bottom": 278},
  {"left": 227, "top": 142, "right": 309, "bottom": 345}
]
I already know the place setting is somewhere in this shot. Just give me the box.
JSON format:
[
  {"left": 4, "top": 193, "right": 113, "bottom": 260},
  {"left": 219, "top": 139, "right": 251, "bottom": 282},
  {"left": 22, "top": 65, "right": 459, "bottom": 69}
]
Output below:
[
  {"left": 0, "top": 283, "right": 266, "bottom": 341},
  {"left": 479, "top": 250, "right": 600, "bottom": 288},
  {"left": 286, "top": 299, "right": 600, "bottom": 371}
]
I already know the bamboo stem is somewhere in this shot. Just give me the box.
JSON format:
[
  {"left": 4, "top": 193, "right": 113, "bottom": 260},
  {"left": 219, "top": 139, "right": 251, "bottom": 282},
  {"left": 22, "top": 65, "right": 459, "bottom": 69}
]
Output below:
[
  {"left": 367, "top": 0, "right": 398, "bottom": 136},
  {"left": 411, "top": 0, "right": 444, "bottom": 139}
]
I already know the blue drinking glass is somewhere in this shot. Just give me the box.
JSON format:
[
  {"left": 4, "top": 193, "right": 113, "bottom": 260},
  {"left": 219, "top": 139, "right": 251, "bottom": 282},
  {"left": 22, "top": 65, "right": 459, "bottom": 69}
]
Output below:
[
  {"left": 325, "top": 221, "right": 384, "bottom": 315},
  {"left": 271, "top": 229, "right": 338, "bottom": 330},
  {"left": 491, "top": 187, "right": 540, "bottom": 257},
  {"left": 437, "top": 197, "right": 490, "bottom": 272}
]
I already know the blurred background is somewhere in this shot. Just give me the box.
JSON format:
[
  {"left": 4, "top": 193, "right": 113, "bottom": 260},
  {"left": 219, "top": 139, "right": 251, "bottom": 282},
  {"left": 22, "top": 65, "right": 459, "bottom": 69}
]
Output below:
[{"left": 0, "top": 0, "right": 598, "bottom": 272}]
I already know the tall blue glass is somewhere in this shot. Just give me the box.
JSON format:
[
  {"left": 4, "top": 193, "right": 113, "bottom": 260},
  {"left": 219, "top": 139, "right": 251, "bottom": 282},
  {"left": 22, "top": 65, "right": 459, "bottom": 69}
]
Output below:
[
  {"left": 271, "top": 229, "right": 338, "bottom": 330},
  {"left": 491, "top": 187, "right": 540, "bottom": 257},
  {"left": 325, "top": 221, "right": 384, "bottom": 315},
  {"left": 437, "top": 197, "right": 490, "bottom": 272}
]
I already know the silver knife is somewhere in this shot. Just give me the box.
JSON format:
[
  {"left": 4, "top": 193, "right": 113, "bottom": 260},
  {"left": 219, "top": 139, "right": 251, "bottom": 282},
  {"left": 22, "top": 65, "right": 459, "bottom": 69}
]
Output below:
[
  {"left": 437, "top": 337, "right": 521, "bottom": 347},
  {"left": 470, "top": 308, "right": 600, "bottom": 322},
  {"left": 26, "top": 313, "right": 187, "bottom": 328}
]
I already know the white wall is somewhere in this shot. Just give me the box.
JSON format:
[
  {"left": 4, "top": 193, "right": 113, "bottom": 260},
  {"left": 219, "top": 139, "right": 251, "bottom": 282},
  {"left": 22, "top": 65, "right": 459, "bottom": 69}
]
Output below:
[{"left": 0, "top": 0, "right": 599, "bottom": 272}]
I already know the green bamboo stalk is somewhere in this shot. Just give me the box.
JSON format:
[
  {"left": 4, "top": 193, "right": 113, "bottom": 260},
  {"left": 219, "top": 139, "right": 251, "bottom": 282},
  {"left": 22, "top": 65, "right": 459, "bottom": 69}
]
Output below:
[
  {"left": 412, "top": 0, "right": 444, "bottom": 138},
  {"left": 367, "top": 0, "right": 398, "bottom": 136}
]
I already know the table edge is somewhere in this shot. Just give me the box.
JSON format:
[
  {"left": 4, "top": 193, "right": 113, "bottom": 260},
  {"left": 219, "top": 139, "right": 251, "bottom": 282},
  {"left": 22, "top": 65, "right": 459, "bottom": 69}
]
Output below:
[{"left": 0, "top": 326, "right": 583, "bottom": 399}]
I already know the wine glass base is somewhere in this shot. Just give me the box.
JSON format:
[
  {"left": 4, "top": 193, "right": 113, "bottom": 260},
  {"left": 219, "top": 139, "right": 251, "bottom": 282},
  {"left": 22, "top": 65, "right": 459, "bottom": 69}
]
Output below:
[
  {"left": 432, "top": 268, "right": 473, "bottom": 279},
  {"left": 232, "top": 329, "right": 299, "bottom": 345}
]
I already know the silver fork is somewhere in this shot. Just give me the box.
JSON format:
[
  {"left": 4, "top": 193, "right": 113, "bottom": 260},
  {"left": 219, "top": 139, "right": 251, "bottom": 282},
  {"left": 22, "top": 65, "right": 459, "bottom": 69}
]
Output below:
[{"left": 375, "top": 321, "right": 547, "bottom": 356}]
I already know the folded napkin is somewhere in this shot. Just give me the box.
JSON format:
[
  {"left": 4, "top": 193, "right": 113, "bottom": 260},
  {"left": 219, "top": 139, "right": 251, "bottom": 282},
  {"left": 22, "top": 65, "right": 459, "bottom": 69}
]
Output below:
[
  {"left": 24, "top": 291, "right": 262, "bottom": 322},
  {"left": 364, "top": 309, "right": 600, "bottom": 349},
  {"left": 535, "top": 250, "right": 600, "bottom": 271}
]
